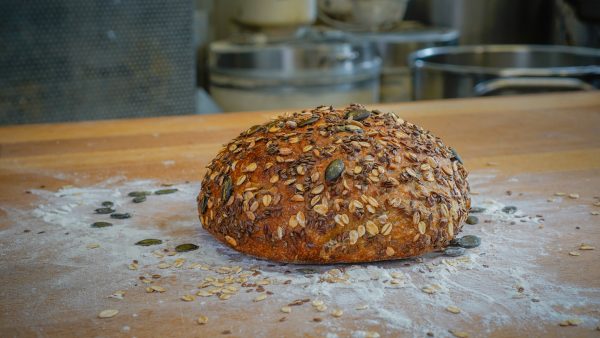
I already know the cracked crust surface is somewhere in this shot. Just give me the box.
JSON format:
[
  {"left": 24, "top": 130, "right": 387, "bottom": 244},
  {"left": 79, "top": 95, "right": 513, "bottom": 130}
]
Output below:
[{"left": 197, "top": 104, "right": 470, "bottom": 263}]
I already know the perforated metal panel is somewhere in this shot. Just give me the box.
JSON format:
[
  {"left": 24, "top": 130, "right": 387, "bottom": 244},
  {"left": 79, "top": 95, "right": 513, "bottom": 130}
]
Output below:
[{"left": 0, "top": 0, "right": 194, "bottom": 124}]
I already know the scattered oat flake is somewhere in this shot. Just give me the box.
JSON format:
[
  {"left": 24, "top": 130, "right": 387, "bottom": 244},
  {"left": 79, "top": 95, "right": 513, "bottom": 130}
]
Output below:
[
  {"left": 86, "top": 243, "right": 100, "bottom": 249},
  {"left": 446, "top": 305, "right": 461, "bottom": 314},
  {"left": 157, "top": 262, "right": 170, "bottom": 269},
  {"left": 554, "top": 192, "right": 566, "bottom": 196},
  {"left": 98, "top": 309, "right": 119, "bottom": 318},
  {"left": 150, "top": 285, "right": 166, "bottom": 292},
  {"left": 568, "top": 193, "right": 580, "bottom": 199},
  {"left": 315, "top": 305, "right": 327, "bottom": 312},
  {"left": 449, "top": 329, "right": 469, "bottom": 338},
  {"left": 559, "top": 318, "right": 582, "bottom": 326},
  {"left": 591, "top": 211, "right": 599, "bottom": 216},
  {"left": 331, "top": 309, "right": 343, "bottom": 317},
  {"left": 181, "top": 295, "right": 195, "bottom": 302},
  {"left": 568, "top": 251, "right": 581, "bottom": 256},
  {"left": 422, "top": 286, "right": 436, "bottom": 294},
  {"left": 254, "top": 294, "right": 267, "bottom": 302},
  {"left": 355, "top": 304, "right": 369, "bottom": 310},
  {"left": 312, "top": 300, "right": 324, "bottom": 307},
  {"left": 197, "top": 315, "right": 208, "bottom": 325},
  {"left": 280, "top": 306, "right": 292, "bottom": 313},
  {"left": 579, "top": 244, "right": 595, "bottom": 250},
  {"left": 108, "top": 290, "right": 125, "bottom": 299}
]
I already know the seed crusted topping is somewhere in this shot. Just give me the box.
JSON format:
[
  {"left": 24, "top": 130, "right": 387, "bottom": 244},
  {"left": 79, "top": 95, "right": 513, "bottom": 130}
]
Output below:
[{"left": 198, "top": 104, "right": 471, "bottom": 263}]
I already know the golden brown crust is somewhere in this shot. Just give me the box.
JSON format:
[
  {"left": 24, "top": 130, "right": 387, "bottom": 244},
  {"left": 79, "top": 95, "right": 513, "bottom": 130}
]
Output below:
[{"left": 197, "top": 104, "right": 470, "bottom": 263}]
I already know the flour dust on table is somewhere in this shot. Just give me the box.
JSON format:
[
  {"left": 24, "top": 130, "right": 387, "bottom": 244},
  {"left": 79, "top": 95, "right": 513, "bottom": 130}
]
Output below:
[{"left": 2, "top": 174, "right": 598, "bottom": 337}]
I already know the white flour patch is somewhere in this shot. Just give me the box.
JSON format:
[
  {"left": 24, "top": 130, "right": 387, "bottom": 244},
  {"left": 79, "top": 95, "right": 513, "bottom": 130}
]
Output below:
[{"left": 1, "top": 173, "right": 599, "bottom": 337}]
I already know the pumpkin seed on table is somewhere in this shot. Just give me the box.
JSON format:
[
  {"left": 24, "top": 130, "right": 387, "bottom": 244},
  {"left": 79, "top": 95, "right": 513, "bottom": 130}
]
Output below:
[
  {"left": 128, "top": 191, "right": 151, "bottom": 197},
  {"left": 325, "top": 159, "right": 345, "bottom": 182},
  {"left": 175, "top": 243, "right": 199, "bottom": 252},
  {"left": 465, "top": 215, "right": 479, "bottom": 225},
  {"left": 502, "top": 206, "right": 517, "bottom": 214},
  {"left": 155, "top": 188, "right": 178, "bottom": 195},
  {"left": 136, "top": 239, "right": 163, "bottom": 246},
  {"left": 110, "top": 213, "right": 131, "bottom": 219},
  {"left": 101, "top": 201, "right": 114, "bottom": 207},
  {"left": 444, "top": 247, "right": 465, "bottom": 257},
  {"left": 91, "top": 221, "right": 113, "bottom": 228},
  {"left": 469, "top": 207, "right": 486, "bottom": 213},
  {"left": 95, "top": 207, "right": 115, "bottom": 214},
  {"left": 132, "top": 195, "right": 146, "bottom": 203},
  {"left": 457, "top": 235, "right": 481, "bottom": 248}
]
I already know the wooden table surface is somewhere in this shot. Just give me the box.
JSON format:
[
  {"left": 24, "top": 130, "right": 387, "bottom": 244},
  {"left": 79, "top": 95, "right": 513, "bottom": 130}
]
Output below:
[{"left": 1, "top": 92, "right": 599, "bottom": 337}]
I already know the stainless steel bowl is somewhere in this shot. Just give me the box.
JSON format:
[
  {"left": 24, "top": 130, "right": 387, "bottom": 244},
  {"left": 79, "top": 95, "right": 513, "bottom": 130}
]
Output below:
[
  {"left": 209, "top": 32, "right": 381, "bottom": 111},
  {"left": 410, "top": 45, "right": 600, "bottom": 100}
]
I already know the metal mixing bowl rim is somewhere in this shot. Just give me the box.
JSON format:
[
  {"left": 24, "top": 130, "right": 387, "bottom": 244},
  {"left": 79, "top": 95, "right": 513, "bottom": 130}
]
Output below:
[{"left": 409, "top": 45, "right": 600, "bottom": 76}]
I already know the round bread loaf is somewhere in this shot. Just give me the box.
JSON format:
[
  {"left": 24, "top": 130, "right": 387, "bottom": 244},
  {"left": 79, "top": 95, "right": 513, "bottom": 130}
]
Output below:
[{"left": 197, "top": 104, "right": 470, "bottom": 263}]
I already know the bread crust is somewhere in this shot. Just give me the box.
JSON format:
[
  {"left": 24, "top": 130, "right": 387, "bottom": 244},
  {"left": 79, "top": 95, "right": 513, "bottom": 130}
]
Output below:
[{"left": 198, "top": 105, "right": 470, "bottom": 263}]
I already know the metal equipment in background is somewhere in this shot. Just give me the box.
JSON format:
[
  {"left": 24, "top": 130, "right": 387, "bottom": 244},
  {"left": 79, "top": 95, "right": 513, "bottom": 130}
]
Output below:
[
  {"left": 410, "top": 45, "right": 600, "bottom": 100},
  {"left": 0, "top": 0, "right": 195, "bottom": 124},
  {"left": 348, "top": 24, "right": 458, "bottom": 102},
  {"left": 209, "top": 31, "right": 381, "bottom": 112}
]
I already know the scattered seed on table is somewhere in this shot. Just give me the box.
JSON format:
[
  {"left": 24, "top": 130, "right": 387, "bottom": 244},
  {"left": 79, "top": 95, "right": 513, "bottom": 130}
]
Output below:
[
  {"left": 91, "top": 221, "right": 113, "bottom": 228},
  {"left": 98, "top": 309, "right": 119, "bottom": 318},
  {"left": 150, "top": 285, "right": 166, "bottom": 292},
  {"left": 197, "top": 315, "right": 208, "bottom": 325},
  {"left": 591, "top": 211, "right": 599, "bottom": 216},
  {"left": 86, "top": 243, "right": 100, "bottom": 249},
  {"left": 155, "top": 188, "right": 178, "bottom": 195},
  {"left": 355, "top": 304, "right": 369, "bottom": 310},
  {"left": 446, "top": 305, "right": 461, "bottom": 314},
  {"left": 175, "top": 243, "right": 199, "bottom": 252},
  {"left": 465, "top": 216, "right": 479, "bottom": 225},
  {"left": 502, "top": 206, "right": 517, "bottom": 214},
  {"left": 95, "top": 207, "right": 115, "bottom": 214},
  {"left": 457, "top": 235, "right": 481, "bottom": 248},
  {"left": 132, "top": 195, "right": 146, "bottom": 203},
  {"left": 128, "top": 191, "right": 151, "bottom": 197},
  {"left": 422, "top": 286, "right": 436, "bottom": 294},
  {"left": 181, "top": 295, "right": 195, "bottom": 302},
  {"left": 331, "top": 309, "right": 343, "bottom": 317},
  {"left": 554, "top": 192, "right": 566, "bottom": 196},
  {"left": 469, "top": 207, "right": 486, "bottom": 213},
  {"left": 568, "top": 193, "right": 579, "bottom": 199},
  {"left": 135, "top": 239, "right": 163, "bottom": 246},
  {"left": 101, "top": 201, "right": 114, "bottom": 207},
  {"left": 579, "top": 244, "right": 595, "bottom": 250},
  {"left": 280, "top": 306, "right": 292, "bottom": 313},
  {"left": 568, "top": 251, "right": 580, "bottom": 256},
  {"left": 110, "top": 213, "right": 131, "bottom": 219},
  {"left": 315, "top": 305, "right": 327, "bottom": 312},
  {"left": 254, "top": 294, "right": 267, "bottom": 302},
  {"left": 444, "top": 247, "right": 465, "bottom": 257},
  {"left": 449, "top": 329, "right": 469, "bottom": 338}
]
